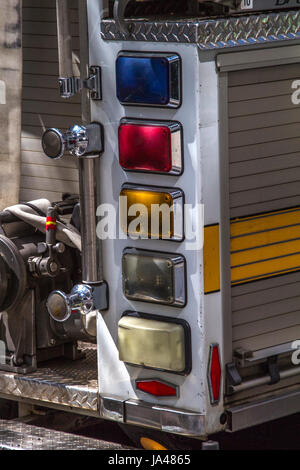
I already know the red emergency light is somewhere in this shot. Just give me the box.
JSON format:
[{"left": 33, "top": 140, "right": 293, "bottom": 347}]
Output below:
[
  {"left": 208, "top": 344, "right": 222, "bottom": 404},
  {"left": 118, "top": 119, "right": 182, "bottom": 175},
  {"left": 136, "top": 379, "right": 178, "bottom": 397}
]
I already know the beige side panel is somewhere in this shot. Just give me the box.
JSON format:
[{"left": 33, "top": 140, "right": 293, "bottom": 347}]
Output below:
[
  {"left": 228, "top": 63, "right": 300, "bottom": 219},
  {"left": 21, "top": 0, "right": 80, "bottom": 203},
  {"left": 228, "top": 63, "right": 300, "bottom": 353},
  {"left": 0, "top": 0, "right": 22, "bottom": 209}
]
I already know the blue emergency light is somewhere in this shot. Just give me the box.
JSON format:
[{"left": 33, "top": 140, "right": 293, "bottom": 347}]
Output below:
[{"left": 116, "top": 52, "right": 181, "bottom": 108}]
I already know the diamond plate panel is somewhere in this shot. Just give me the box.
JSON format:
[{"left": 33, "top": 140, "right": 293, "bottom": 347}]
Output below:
[
  {"left": 0, "top": 346, "right": 98, "bottom": 412},
  {"left": 100, "top": 10, "right": 300, "bottom": 49},
  {"left": 0, "top": 419, "right": 129, "bottom": 449},
  {"left": 101, "top": 19, "right": 198, "bottom": 42}
]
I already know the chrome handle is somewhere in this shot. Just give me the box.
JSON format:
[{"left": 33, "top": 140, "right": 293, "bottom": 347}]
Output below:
[
  {"left": 42, "top": 123, "right": 103, "bottom": 160},
  {"left": 47, "top": 284, "right": 94, "bottom": 322}
]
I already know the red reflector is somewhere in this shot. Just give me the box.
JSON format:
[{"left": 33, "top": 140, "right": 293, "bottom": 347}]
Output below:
[
  {"left": 136, "top": 380, "right": 177, "bottom": 397},
  {"left": 208, "top": 344, "right": 221, "bottom": 404},
  {"left": 118, "top": 120, "right": 182, "bottom": 174}
]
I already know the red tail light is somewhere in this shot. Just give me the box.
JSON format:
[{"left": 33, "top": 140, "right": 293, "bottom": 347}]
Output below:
[
  {"left": 136, "top": 380, "right": 178, "bottom": 397},
  {"left": 118, "top": 119, "right": 182, "bottom": 174},
  {"left": 208, "top": 344, "right": 222, "bottom": 404}
]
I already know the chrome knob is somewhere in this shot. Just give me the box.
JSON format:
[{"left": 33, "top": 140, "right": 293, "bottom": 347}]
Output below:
[
  {"left": 42, "top": 123, "right": 103, "bottom": 160},
  {"left": 47, "top": 284, "right": 94, "bottom": 322}
]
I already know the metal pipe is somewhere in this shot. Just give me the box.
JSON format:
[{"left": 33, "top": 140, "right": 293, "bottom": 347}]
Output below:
[
  {"left": 56, "top": 0, "right": 73, "bottom": 78},
  {"left": 78, "top": 0, "right": 103, "bottom": 285},
  {"left": 231, "top": 366, "right": 300, "bottom": 394},
  {"left": 79, "top": 157, "right": 103, "bottom": 284}
]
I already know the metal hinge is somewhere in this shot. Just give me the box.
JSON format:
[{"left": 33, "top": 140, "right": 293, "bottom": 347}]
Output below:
[{"left": 59, "top": 66, "right": 101, "bottom": 100}]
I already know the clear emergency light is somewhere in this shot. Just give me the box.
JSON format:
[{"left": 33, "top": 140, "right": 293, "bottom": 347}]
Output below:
[
  {"left": 122, "top": 248, "right": 186, "bottom": 307},
  {"left": 118, "top": 312, "right": 191, "bottom": 374},
  {"left": 116, "top": 52, "right": 181, "bottom": 107},
  {"left": 118, "top": 119, "right": 183, "bottom": 174}
]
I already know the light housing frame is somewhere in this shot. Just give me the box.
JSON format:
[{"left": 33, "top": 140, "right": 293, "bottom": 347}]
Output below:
[
  {"left": 122, "top": 247, "right": 187, "bottom": 307},
  {"left": 118, "top": 118, "right": 183, "bottom": 175},
  {"left": 116, "top": 51, "right": 181, "bottom": 108},
  {"left": 120, "top": 183, "right": 185, "bottom": 242},
  {"left": 118, "top": 311, "right": 192, "bottom": 375}
]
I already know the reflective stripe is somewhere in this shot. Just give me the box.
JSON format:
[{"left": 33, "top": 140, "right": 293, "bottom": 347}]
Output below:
[
  {"left": 231, "top": 206, "right": 300, "bottom": 285},
  {"left": 46, "top": 216, "right": 56, "bottom": 231},
  {"left": 204, "top": 224, "right": 220, "bottom": 294}
]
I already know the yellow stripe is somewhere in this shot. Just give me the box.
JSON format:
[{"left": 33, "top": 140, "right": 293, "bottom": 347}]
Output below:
[
  {"left": 204, "top": 225, "right": 220, "bottom": 294},
  {"left": 231, "top": 206, "right": 300, "bottom": 285},
  {"left": 231, "top": 224, "right": 300, "bottom": 252},
  {"left": 231, "top": 239, "right": 300, "bottom": 267},
  {"left": 231, "top": 252, "right": 300, "bottom": 284},
  {"left": 231, "top": 207, "right": 300, "bottom": 237},
  {"left": 46, "top": 221, "right": 56, "bottom": 227}
]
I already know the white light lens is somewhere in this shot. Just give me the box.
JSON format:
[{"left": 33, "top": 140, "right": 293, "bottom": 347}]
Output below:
[
  {"left": 122, "top": 249, "right": 186, "bottom": 307},
  {"left": 118, "top": 314, "right": 187, "bottom": 373}
]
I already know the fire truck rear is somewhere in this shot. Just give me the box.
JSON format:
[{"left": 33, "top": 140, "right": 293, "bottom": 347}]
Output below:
[{"left": 1, "top": 0, "right": 300, "bottom": 449}]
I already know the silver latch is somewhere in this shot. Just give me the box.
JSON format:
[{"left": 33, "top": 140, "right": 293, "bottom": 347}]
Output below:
[{"left": 59, "top": 66, "right": 101, "bottom": 100}]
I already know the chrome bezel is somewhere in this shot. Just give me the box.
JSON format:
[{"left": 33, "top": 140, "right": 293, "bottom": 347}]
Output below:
[
  {"left": 122, "top": 247, "right": 187, "bottom": 307},
  {"left": 120, "top": 183, "right": 184, "bottom": 242},
  {"left": 46, "top": 290, "right": 72, "bottom": 323},
  {"left": 118, "top": 118, "right": 183, "bottom": 175},
  {"left": 42, "top": 128, "right": 65, "bottom": 160},
  {"left": 116, "top": 51, "right": 181, "bottom": 108}
]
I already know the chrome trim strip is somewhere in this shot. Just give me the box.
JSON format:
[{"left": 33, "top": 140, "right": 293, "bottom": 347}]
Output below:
[
  {"left": 101, "top": 10, "right": 300, "bottom": 49},
  {"left": 100, "top": 395, "right": 205, "bottom": 437},
  {"left": 227, "top": 388, "right": 300, "bottom": 432},
  {"left": 99, "top": 394, "right": 125, "bottom": 422},
  {"left": 125, "top": 399, "right": 205, "bottom": 437},
  {"left": 100, "top": 396, "right": 205, "bottom": 437}
]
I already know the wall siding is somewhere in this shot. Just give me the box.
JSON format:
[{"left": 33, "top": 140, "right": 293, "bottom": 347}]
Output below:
[{"left": 21, "top": 0, "right": 80, "bottom": 203}]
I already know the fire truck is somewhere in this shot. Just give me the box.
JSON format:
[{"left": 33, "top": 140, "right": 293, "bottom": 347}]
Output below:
[{"left": 1, "top": 0, "right": 300, "bottom": 450}]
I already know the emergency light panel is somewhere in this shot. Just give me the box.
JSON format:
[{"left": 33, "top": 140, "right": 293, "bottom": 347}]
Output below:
[
  {"left": 118, "top": 119, "right": 183, "bottom": 174},
  {"left": 118, "top": 313, "right": 191, "bottom": 374},
  {"left": 116, "top": 52, "right": 181, "bottom": 107},
  {"left": 120, "top": 184, "right": 184, "bottom": 241},
  {"left": 122, "top": 248, "right": 186, "bottom": 307}
]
